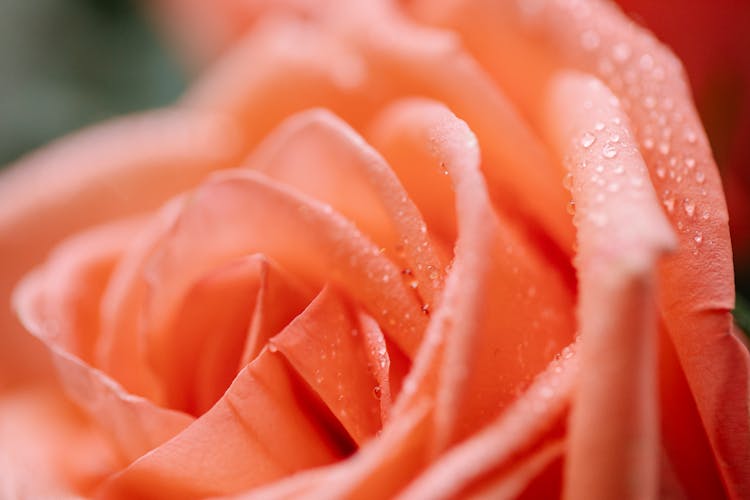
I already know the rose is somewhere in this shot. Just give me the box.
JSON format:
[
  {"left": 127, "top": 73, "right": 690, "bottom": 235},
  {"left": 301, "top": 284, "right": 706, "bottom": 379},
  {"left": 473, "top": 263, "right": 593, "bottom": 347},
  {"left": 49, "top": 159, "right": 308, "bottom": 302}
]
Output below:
[{"left": 1, "top": 0, "right": 749, "bottom": 498}]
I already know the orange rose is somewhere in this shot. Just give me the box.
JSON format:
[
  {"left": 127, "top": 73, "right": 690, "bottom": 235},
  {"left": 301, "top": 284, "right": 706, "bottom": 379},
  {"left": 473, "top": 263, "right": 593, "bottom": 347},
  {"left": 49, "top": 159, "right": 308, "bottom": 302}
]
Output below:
[{"left": 1, "top": 1, "right": 748, "bottom": 498}]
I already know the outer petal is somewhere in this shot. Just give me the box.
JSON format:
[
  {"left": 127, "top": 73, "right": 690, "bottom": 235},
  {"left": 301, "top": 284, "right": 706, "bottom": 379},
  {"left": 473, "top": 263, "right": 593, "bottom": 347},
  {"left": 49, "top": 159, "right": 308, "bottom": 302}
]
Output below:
[
  {"left": 409, "top": 0, "right": 749, "bottom": 495},
  {"left": 542, "top": 71, "right": 675, "bottom": 498},
  {"left": 13, "top": 221, "right": 195, "bottom": 463},
  {"left": 0, "top": 108, "right": 242, "bottom": 387}
]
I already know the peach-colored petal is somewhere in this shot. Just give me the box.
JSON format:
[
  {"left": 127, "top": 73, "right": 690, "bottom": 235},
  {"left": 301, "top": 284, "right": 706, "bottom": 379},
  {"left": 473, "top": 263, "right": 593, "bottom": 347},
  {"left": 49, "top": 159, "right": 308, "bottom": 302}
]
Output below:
[
  {"left": 142, "top": 170, "right": 427, "bottom": 359},
  {"left": 183, "top": 16, "right": 373, "bottom": 151},
  {"left": 148, "top": 0, "right": 321, "bottom": 68},
  {"left": 548, "top": 4, "right": 750, "bottom": 496},
  {"left": 246, "top": 109, "right": 447, "bottom": 306},
  {"left": 329, "top": 0, "right": 574, "bottom": 253},
  {"left": 542, "top": 70, "right": 676, "bottom": 498},
  {"left": 369, "top": 99, "right": 576, "bottom": 451},
  {"left": 0, "top": 108, "right": 242, "bottom": 387},
  {"left": 149, "top": 255, "right": 312, "bottom": 415},
  {"left": 237, "top": 258, "right": 314, "bottom": 368},
  {"left": 396, "top": 342, "right": 578, "bottom": 500},
  {"left": 230, "top": 401, "right": 433, "bottom": 500},
  {"left": 96, "top": 196, "right": 187, "bottom": 401},
  {"left": 414, "top": 1, "right": 750, "bottom": 495},
  {"left": 98, "top": 349, "right": 342, "bottom": 499},
  {"left": 271, "top": 287, "right": 384, "bottom": 445},
  {"left": 13, "top": 222, "right": 195, "bottom": 463},
  {"left": 463, "top": 440, "right": 565, "bottom": 500},
  {"left": 0, "top": 386, "right": 118, "bottom": 498}
]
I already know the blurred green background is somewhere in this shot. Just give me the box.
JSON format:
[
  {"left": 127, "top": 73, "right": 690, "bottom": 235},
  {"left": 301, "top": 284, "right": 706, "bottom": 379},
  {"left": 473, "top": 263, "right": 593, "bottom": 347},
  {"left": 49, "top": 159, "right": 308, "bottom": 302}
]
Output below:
[
  {"left": 0, "top": 0, "right": 184, "bottom": 165},
  {"left": 1, "top": 0, "right": 748, "bottom": 335}
]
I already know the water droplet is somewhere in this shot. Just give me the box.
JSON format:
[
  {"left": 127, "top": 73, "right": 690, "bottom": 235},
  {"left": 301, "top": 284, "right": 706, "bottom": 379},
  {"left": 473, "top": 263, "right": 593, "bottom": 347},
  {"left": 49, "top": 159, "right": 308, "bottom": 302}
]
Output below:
[
  {"left": 685, "top": 130, "right": 697, "bottom": 143},
  {"left": 685, "top": 157, "right": 696, "bottom": 169},
  {"left": 683, "top": 198, "right": 695, "bottom": 217},
  {"left": 612, "top": 42, "right": 631, "bottom": 62},
  {"left": 643, "top": 137, "right": 655, "bottom": 150},
  {"left": 669, "top": 156, "right": 678, "bottom": 167},
  {"left": 602, "top": 143, "right": 617, "bottom": 158},
  {"left": 663, "top": 197, "right": 675, "bottom": 213},
  {"left": 382, "top": 274, "right": 390, "bottom": 283},
  {"left": 694, "top": 232, "right": 703, "bottom": 244},
  {"left": 409, "top": 279, "right": 419, "bottom": 289},
  {"left": 421, "top": 304, "right": 431, "bottom": 315},
  {"left": 563, "top": 172, "right": 575, "bottom": 190},
  {"left": 613, "top": 164, "right": 625, "bottom": 175},
  {"left": 701, "top": 210, "right": 710, "bottom": 220},
  {"left": 607, "top": 182, "right": 620, "bottom": 192},
  {"left": 594, "top": 121, "right": 605, "bottom": 131},
  {"left": 610, "top": 133, "right": 621, "bottom": 143},
  {"left": 402, "top": 268, "right": 413, "bottom": 276},
  {"left": 695, "top": 171, "right": 705, "bottom": 184},
  {"left": 630, "top": 176, "right": 644, "bottom": 188},
  {"left": 677, "top": 220, "right": 684, "bottom": 230},
  {"left": 566, "top": 200, "right": 577, "bottom": 215},
  {"left": 580, "top": 30, "right": 600, "bottom": 51},
  {"left": 581, "top": 132, "right": 596, "bottom": 148},
  {"left": 595, "top": 164, "right": 605, "bottom": 173},
  {"left": 656, "top": 166, "right": 666, "bottom": 179},
  {"left": 372, "top": 385, "right": 382, "bottom": 400},
  {"left": 268, "top": 343, "right": 278, "bottom": 353},
  {"left": 658, "top": 142, "right": 670, "bottom": 155}
]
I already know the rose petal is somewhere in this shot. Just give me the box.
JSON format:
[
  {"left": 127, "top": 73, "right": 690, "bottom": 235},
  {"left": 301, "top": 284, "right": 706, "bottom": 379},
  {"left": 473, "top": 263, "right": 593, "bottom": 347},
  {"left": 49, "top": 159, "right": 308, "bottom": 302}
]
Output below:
[
  {"left": 150, "top": 254, "right": 312, "bottom": 414},
  {"left": 184, "top": 16, "right": 372, "bottom": 150},
  {"left": 460, "top": 440, "right": 565, "bottom": 500},
  {"left": 143, "top": 170, "right": 427, "bottom": 358},
  {"left": 98, "top": 348, "right": 342, "bottom": 499},
  {"left": 413, "top": 1, "right": 750, "bottom": 493},
  {"left": 396, "top": 342, "right": 578, "bottom": 500},
  {"left": 13, "top": 221, "right": 195, "bottom": 463},
  {"left": 369, "top": 99, "right": 576, "bottom": 451},
  {"left": 0, "top": 386, "right": 118, "bottom": 498},
  {"left": 0, "top": 108, "right": 242, "bottom": 386},
  {"left": 331, "top": 0, "right": 575, "bottom": 253},
  {"left": 542, "top": 70, "right": 675, "bottom": 498},
  {"left": 246, "top": 109, "right": 448, "bottom": 305},
  {"left": 270, "top": 286, "right": 385, "bottom": 445}
]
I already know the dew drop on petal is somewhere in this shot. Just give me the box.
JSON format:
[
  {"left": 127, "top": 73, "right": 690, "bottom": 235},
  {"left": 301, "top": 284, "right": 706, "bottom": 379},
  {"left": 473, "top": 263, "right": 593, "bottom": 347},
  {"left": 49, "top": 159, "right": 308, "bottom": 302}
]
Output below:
[
  {"left": 563, "top": 172, "right": 575, "bottom": 191},
  {"left": 695, "top": 171, "right": 705, "bottom": 184},
  {"left": 612, "top": 42, "right": 631, "bottom": 62},
  {"left": 683, "top": 198, "right": 695, "bottom": 217},
  {"left": 602, "top": 143, "right": 617, "bottom": 158},
  {"left": 581, "top": 132, "right": 596, "bottom": 148},
  {"left": 663, "top": 197, "right": 675, "bottom": 213},
  {"left": 580, "top": 30, "right": 600, "bottom": 51},
  {"left": 566, "top": 200, "right": 577, "bottom": 215},
  {"left": 594, "top": 121, "right": 605, "bottom": 131},
  {"left": 643, "top": 137, "right": 655, "bottom": 150},
  {"left": 685, "top": 157, "right": 696, "bottom": 169},
  {"left": 694, "top": 232, "right": 703, "bottom": 244}
]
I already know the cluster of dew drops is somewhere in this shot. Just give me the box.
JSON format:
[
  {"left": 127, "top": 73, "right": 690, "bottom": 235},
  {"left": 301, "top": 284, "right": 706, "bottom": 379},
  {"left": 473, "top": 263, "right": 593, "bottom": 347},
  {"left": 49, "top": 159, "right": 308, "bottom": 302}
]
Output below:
[{"left": 565, "top": 20, "right": 712, "bottom": 254}]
